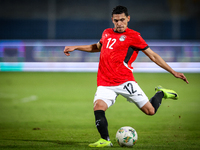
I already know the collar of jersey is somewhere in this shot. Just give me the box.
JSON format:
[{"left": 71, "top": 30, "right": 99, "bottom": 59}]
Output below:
[{"left": 113, "top": 27, "right": 128, "bottom": 33}]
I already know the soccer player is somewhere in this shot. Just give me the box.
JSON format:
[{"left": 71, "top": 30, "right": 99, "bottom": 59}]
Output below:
[{"left": 64, "top": 5, "right": 189, "bottom": 148}]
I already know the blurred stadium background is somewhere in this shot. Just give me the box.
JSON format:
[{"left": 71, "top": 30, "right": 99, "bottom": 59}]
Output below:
[{"left": 0, "top": 0, "right": 199, "bottom": 72}]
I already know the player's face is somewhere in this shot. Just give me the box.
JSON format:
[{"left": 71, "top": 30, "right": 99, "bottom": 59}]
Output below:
[{"left": 112, "top": 13, "right": 130, "bottom": 33}]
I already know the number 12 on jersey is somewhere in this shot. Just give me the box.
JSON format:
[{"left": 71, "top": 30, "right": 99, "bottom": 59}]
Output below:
[{"left": 106, "top": 38, "right": 116, "bottom": 49}]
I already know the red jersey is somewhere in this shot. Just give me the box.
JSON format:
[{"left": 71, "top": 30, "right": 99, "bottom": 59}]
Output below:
[{"left": 97, "top": 28, "right": 149, "bottom": 86}]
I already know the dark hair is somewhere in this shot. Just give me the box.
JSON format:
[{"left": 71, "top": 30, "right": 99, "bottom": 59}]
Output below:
[{"left": 112, "top": 5, "right": 129, "bottom": 17}]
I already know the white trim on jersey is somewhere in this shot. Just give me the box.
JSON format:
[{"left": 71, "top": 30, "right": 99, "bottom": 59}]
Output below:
[{"left": 123, "top": 61, "right": 133, "bottom": 72}]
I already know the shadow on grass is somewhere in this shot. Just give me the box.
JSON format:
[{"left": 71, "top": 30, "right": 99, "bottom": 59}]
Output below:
[
  {"left": 0, "top": 139, "right": 89, "bottom": 148},
  {"left": 0, "top": 139, "right": 123, "bottom": 149},
  {"left": 20, "top": 139, "right": 87, "bottom": 145}
]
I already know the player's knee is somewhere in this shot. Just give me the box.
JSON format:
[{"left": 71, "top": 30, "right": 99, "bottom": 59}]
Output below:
[
  {"left": 146, "top": 108, "right": 155, "bottom": 116},
  {"left": 93, "top": 100, "right": 108, "bottom": 111},
  {"left": 148, "top": 109, "right": 155, "bottom": 116},
  {"left": 141, "top": 102, "right": 155, "bottom": 116},
  {"left": 142, "top": 107, "right": 155, "bottom": 116}
]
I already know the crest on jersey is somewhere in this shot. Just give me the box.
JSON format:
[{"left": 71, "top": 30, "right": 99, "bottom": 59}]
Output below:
[{"left": 119, "top": 35, "right": 126, "bottom": 41}]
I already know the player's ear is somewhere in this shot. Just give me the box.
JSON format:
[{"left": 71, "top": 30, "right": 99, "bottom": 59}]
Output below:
[{"left": 127, "top": 16, "right": 130, "bottom": 22}]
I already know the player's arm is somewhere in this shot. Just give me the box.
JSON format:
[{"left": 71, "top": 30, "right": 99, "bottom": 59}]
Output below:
[
  {"left": 142, "top": 47, "right": 189, "bottom": 84},
  {"left": 64, "top": 42, "right": 101, "bottom": 56}
]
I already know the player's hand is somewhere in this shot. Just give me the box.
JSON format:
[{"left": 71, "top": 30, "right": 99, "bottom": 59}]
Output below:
[
  {"left": 173, "top": 72, "right": 189, "bottom": 84},
  {"left": 64, "top": 46, "right": 76, "bottom": 56}
]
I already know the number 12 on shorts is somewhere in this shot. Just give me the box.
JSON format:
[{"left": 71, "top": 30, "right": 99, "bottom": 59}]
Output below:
[{"left": 123, "top": 83, "right": 137, "bottom": 94}]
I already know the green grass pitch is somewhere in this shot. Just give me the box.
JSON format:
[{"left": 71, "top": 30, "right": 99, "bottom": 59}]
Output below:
[{"left": 0, "top": 72, "right": 200, "bottom": 150}]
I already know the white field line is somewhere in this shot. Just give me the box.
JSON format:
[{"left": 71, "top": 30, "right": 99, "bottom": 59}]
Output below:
[
  {"left": 0, "top": 93, "right": 38, "bottom": 103},
  {"left": 20, "top": 95, "right": 38, "bottom": 103}
]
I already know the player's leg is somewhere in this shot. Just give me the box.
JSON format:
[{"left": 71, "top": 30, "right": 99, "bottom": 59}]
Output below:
[
  {"left": 148, "top": 90, "right": 164, "bottom": 114},
  {"left": 140, "top": 91, "right": 163, "bottom": 115},
  {"left": 89, "top": 86, "right": 116, "bottom": 147},
  {"left": 142, "top": 85, "right": 179, "bottom": 115},
  {"left": 93, "top": 99, "right": 109, "bottom": 141},
  {"left": 89, "top": 99, "right": 112, "bottom": 147}
]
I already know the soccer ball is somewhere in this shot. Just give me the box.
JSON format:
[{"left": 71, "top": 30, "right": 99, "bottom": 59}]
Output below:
[{"left": 116, "top": 126, "right": 138, "bottom": 147}]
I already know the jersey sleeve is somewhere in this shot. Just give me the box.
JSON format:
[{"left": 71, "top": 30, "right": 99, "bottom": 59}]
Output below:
[{"left": 131, "top": 33, "right": 149, "bottom": 50}]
